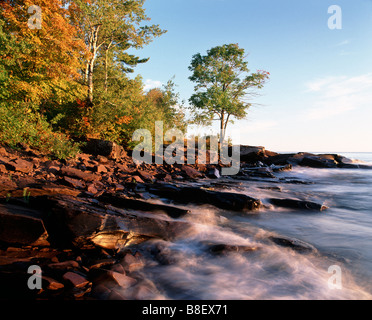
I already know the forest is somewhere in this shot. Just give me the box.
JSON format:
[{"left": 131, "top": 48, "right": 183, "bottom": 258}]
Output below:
[{"left": 0, "top": 0, "right": 187, "bottom": 159}]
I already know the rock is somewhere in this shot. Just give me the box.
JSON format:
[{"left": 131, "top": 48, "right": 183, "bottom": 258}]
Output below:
[
  {"left": 42, "top": 195, "right": 191, "bottom": 249},
  {"left": 48, "top": 261, "right": 79, "bottom": 270},
  {"left": 120, "top": 253, "right": 145, "bottom": 273},
  {"left": 0, "top": 164, "right": 7, "bottom": 173},
  {"left": 269, "top": 236, "right": 317, "bottom": 253},
  {"left": 87, "top": 184, "right": 98, "bottom": 194},
  {"left": 107, "top": 271, "right": 137, "bottom": 289},
  {"left": 97, "top": 193, "right": 190, "bottom": 219},
  {"left": 95, "top": 164, "right": 108, "bottom": 174},
  {"left": 89, "top": 259, "right": 117, "bottom": 270},
  {"left": 264, "top": 153, "right": 297, "bottom": 166},
  {"left": 300, "top": 155, "right": 338, "bottom": 168},
  {"left": 148, "top": 184, "right": 261, "bottom": 211},
  {"left": 269, "top": 198, "right": 328, "bottom": 211},
  {"left": 137, "top": 170, "right": 155, "bottom": 183},
  {"left": 204, "top": 243, "right": 259, "bottom": 255},
  {"left": 63, "top": 272, "right": 90, "bottom": 288},
  {"left": 82, "top": 139, "right": 126, "bottom": 160},
  {"left": 0, "top": 204, "right": 49, "bottom": 246},
  {"left": 181, "top": 165, "right": 204, "bottom": 179},
  {"left": 97, "top": 155, "right": 108, "bottom": 164},
  {"left": 61, "top": 166, "right": 101, "bottom": 182},
  {"left": 63, "top": 176, "right": 85, "bottom": 189},
  {"left": 238, "top": 146, "right": 266, "bottom": 164},
  {"left": 207, "top": 168, "right": 221, "bottom": 179},
  {"left": 271, "top": 164, "right": 292, "bottom": 172},
  {"left": 42, "top": 276, "right": 65, "bottom": 291},
  {"left": 0, "top": 159, "right": 33, "bottom": 173}
]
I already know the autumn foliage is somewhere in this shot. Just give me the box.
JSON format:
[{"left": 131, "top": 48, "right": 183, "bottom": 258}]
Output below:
[{"left": 0, "top": 0, "right": 185, "bottom": 158}]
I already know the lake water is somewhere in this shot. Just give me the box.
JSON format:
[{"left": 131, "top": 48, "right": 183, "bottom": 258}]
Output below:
[{"left": 139, "top": 153, "right": 372, "bottom": 300}]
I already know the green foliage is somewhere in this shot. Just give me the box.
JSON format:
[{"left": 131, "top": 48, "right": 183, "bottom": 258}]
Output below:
[
  {"left": 0, "top": 102, "right": 80, "bottom": 159},
  {"left": 189, "top": 43, "right": 269, "bottom": 142}
]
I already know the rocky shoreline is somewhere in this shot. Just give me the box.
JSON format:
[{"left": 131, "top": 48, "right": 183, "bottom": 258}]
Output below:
[{"left": 0, "top": 141, "right": 370, "bottom": 300}]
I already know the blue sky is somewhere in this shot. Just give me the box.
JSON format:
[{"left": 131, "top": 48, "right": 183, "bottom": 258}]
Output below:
[{"left": 131, "top": 0, "right": 372, "bottom": 152}]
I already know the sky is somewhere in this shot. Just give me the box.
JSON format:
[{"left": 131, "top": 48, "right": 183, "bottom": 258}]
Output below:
[{"left": 131, "top": 0, "right": 372, "bottom": 152}]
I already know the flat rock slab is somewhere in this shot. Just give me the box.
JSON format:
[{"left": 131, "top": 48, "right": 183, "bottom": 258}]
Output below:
[
  {"left": 98, "top": 193, "right": 190, "bottom": 219},
  {"left": 61, "top": 166, "right": 101, "bottom": 182},
  {"left": 148, "top": 184, "right": 261, "bottom": 211}
]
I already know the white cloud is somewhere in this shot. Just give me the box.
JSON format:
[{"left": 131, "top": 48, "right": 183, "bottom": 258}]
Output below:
[
  {"left": 303, "top": 73, "right": 372, "bottom": 120},
  {"left": 143, "top": 79, "right": 163, "bottom": 91}
]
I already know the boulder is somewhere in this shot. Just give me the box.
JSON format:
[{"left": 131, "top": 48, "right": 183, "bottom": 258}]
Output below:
[
  {"left": 82, "top": 139, "right": 126, "bottom": 160},
  {"left": 238, "top": 145, "right": 266, "bottom": 163},
  {"left": 181, "top": 165, "right": 204, "bottom": 179},
  {"left": 300, "top": 155, "right": 338, "bottom": 168},
  {"left": 0, "top": 204, "right": 49, "bottom": 246},
  {"left": 269, "top": 198, "right": 328, "bottom": 211},
  {"left": 269, "top": 236, "right": 317, "bottom": 253}
]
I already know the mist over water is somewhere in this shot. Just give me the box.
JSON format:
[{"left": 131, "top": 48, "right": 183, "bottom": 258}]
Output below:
[{"left": 139, "top": 153, "right": 372, "bottom": 300}]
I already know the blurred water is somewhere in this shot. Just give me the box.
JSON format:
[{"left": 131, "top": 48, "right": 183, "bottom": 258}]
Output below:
[{"left": 138, "top": 153, "right": 372, "bottom": 300}]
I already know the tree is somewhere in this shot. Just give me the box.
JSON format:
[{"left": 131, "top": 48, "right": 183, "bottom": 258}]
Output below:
[
  {"left": 73, "top": 0, "right": 166, "bottom": 103},
  {"left": 188, "top": 43, "right": 270, "bottom": 143}
]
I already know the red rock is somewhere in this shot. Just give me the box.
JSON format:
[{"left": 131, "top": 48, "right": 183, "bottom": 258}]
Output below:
[
  {"left": 63, "top": 176, "right": 85, "bottom": 189},
  {"left": 87, "top": 184, "right": 98, "bottom": 194},
  {"left": 95, "top": 164, "right": 108, "bottom": 173},
  {"left": 3, "top": 159, "right": 33, "bottom": 173},
  {"left": 137, "top": 170, "right": 155, "bottom": 182},
  {"left": 97, "top": 155, "right": 108, "bottom": 164},
  {"left": 107, "top": 271, "right": 137, "bottom": 289},
  {"left": 121, "top": 253, "right": 144, "bottom": 273},
  {"left": 63, "top": 272, "right": 90, "bottom": 288},
  {"left": 115, "top": 184, "right": 125, "bottom": 191},
  {"left": 48, "top": 260, "right": 79, "bottom": 270},
  {"left": 110, "top": 263, "right": 126, "bottom": 275},
  {"left": 0, "top": 164, "right": 7, "bottom": 173},
  {"left": 43, "top": 276, "right": 64, "bottom": 290},
  {"left": 181, "top": 165, "right": 204, "bottom": 179},
  {"left": 129, "top": 176, "right": 144, "bottom": 184},
  {"left": 61, "top": 166, "right": 101, "bottom": 182}
]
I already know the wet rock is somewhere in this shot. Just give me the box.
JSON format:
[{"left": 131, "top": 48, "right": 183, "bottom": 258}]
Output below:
[
  {"left": 204, "top": 243, "right": 259, "bottom": 255},
  {"left": 148, "top": 184, "right": 261, "bottom": 211},
  {"left": 120, "top": 253, "right": 145, "bottom": 273},
  {"left": 42, "top": 276, "right": 64, "bottom": 291},
  {"left": 269, "top": 198, "right": 328, "bottom": 211},
  {"left": 106, "top": 271, "right": 137, "bottom": 289},
  {"left": 238, "top": 146, "right": 266, "bottom": 163},
  {"left": 269, "top": 236, "right": 317, "bottom": 253},
  {"left": 98, "top": 193, "right": 190, "bottom": 219},
  {"left": 300, "top": 155, "right": 338, "bottom": 168},
  {"left": 63, "top": 271, "right": 90, "bottom": 288},
  {"left": 0, "top": 204, "right": 49, "bottom": 246}
]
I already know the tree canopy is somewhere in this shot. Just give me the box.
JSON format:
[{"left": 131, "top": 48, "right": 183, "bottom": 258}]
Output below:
[{"left": 189, "top": 43, "right": 269, "bottom": 143}]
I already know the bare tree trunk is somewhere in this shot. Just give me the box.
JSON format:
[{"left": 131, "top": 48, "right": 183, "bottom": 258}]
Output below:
[{"left": 86, "top": 24, "right": 101, "bottom": 104}]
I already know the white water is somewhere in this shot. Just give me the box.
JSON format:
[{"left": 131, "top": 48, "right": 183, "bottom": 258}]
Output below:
[{"left": 137, "top": 153, "right": 372, "bottom": 300}]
